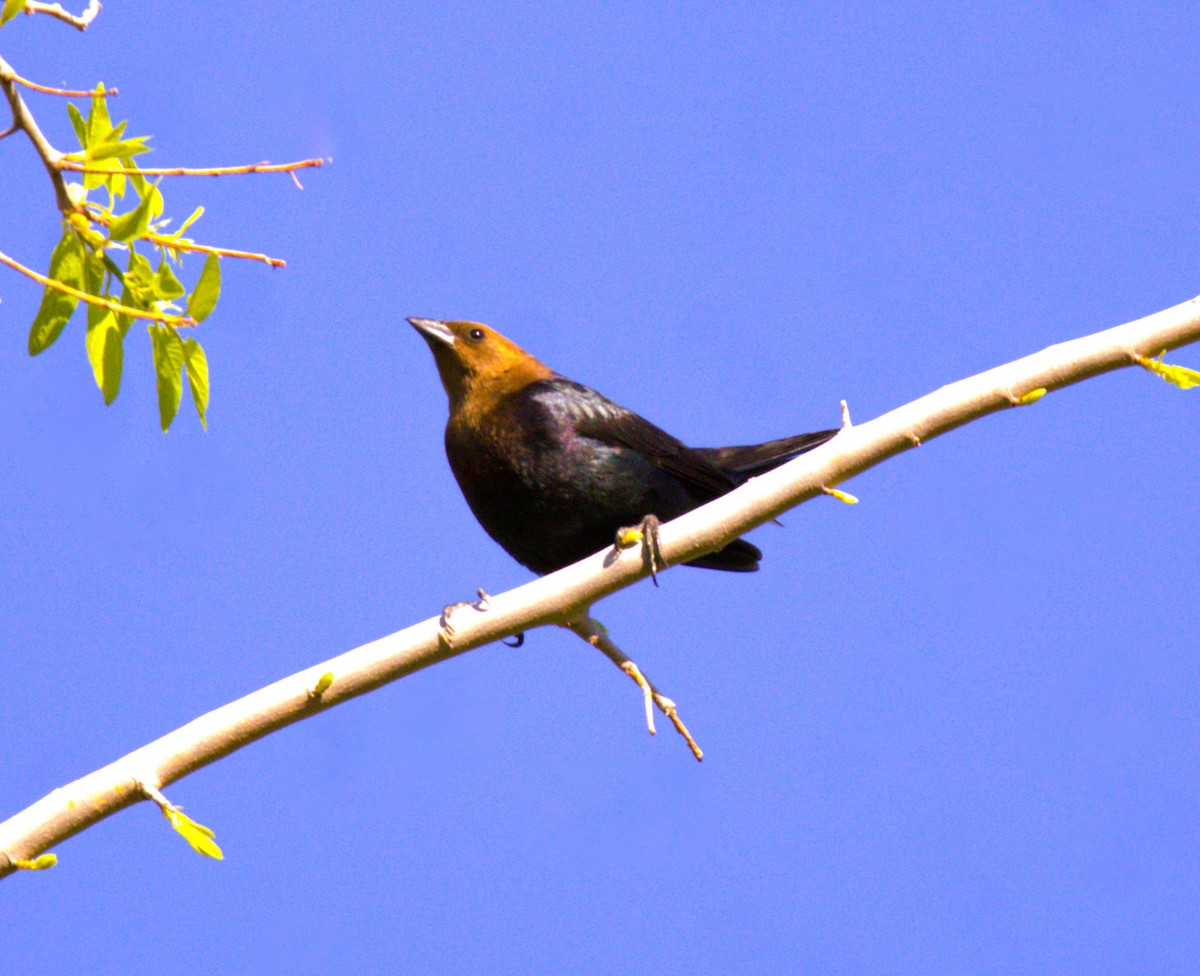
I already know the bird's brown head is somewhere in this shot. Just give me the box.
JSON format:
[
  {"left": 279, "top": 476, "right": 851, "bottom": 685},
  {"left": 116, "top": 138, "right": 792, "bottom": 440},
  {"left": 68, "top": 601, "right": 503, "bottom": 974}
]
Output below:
[{"left": 408, "top": 319, "right": 553, "bottom": 409}]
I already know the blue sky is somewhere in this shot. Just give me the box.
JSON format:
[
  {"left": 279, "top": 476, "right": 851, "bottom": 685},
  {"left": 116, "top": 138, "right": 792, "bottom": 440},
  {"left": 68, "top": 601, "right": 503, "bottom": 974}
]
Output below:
[{"left": 2, "top": 3, "right": 1198, "bottom": 973}]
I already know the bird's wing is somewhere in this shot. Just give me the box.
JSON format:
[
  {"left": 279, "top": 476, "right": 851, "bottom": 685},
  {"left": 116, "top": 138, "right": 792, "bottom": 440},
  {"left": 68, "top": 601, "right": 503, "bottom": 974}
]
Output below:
[
  {"left": 528, "top": 378, "right": 737, "bottom": 496},
  {"left": 693, "top": 429, "right": 839, "bottom": 477}
]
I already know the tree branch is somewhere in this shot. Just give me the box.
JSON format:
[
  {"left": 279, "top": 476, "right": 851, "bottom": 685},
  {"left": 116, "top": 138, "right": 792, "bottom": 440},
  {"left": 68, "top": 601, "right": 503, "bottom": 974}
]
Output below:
[
  {"left": 0, "top": 249, "right": 196, "bottom": 326},
  {"left": 11, "top": 74, "right": 116, "bottom": 97},
  {"left": 0, "top": 54, "right": 77, "bottom": 214},
  {"left": 58, "top": 157, "right": 326, "bottom": 178},
  {"left": 141, "top": 234, "right": 286, "bottom": 268},
  {"left": 22, "top": 0, "right": 101, "bottom": 31},
  {"left": 2, "top": 294, "right": 1198, "bottom": 877}
]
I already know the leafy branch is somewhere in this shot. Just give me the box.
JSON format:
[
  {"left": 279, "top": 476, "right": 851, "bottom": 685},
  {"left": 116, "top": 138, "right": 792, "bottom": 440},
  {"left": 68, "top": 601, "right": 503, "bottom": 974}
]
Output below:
[
  {"left": 1, "top": 294, "right": 1196, "bottom": 876},
  {"left": 0, "top": 6, "right": 322, "bottom": 429}
]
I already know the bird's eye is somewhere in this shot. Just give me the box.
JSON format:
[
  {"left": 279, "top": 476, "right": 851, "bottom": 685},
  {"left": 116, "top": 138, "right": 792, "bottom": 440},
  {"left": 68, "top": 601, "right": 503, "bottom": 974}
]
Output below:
[{"left": 467, "top": 328, "right": 485, "bottom": 342}]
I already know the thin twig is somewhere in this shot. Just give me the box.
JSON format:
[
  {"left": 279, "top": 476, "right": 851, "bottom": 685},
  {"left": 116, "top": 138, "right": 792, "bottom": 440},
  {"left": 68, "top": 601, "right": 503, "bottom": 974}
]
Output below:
[
  {"left": 564, "top": 615, "right": 704, "bottom": 761},
  {"left": 59, "top": 157, "right": 326, "bottom": 178},
  {"left": 0, "top": 248, "right": 195, "bottom": 326},
  {"left": 22, "top": 0, "right": 101, "bottom": 30},
  {"left": 12, "top": 74, "right": 117, "bottom": 98},
  {"left": 145, "top": 234, "right": 285, "bottom": 267},
  {"left": 81, "top": 207, "right": 287, "bottom": 267},
  {"left": 138, "top": 781, "right": 171, "bottom": 812}
]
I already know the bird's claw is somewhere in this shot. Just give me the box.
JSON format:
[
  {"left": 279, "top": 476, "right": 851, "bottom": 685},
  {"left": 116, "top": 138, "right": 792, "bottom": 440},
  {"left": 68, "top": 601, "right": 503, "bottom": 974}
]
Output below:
[
  {"left": 613, "top": 514, "right": 665, "bottom": 586},
  {"left": 439, "top": 589, "right": 494, "bottom": 642}
]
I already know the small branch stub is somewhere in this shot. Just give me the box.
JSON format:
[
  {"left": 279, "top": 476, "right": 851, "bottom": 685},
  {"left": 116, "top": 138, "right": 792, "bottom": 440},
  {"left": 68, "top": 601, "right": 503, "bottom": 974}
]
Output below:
[
  {"left": 140, "top": 781, "right": 224, "bottom": 860},
  {"left": 565, "top": 615, "right": 703, "bottom": 761},
  {"left": 621, "top": 660, "right": 658, "bottom": 735},
  {"left": 22, "top": 1, "right": 101, "bottom": 30}
]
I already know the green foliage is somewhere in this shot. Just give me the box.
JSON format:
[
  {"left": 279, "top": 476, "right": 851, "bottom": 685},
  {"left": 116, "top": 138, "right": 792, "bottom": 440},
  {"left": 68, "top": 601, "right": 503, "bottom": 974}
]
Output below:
[
  {"left": 28, "top": 231, "right": 83, "bottom": 354},
  {"left": 149, "top": 325, "right": 184, "bottom": 431},
  {"left": 823, "top": 487, "right": 858, "bottom": 505},
  {"left": 181, "top": 337, "right": 210, "bottom": 429},
  {"left": 0, "top": 0, "right": 28, "bottom": 27},
  {"left": 12, "top": 853, "right": 57, "bottom": 871},
  {"left": 148, "top": 325, "right": 208, "bottom": 431},
  {"left": 23, "top": 87, "right": 226, "bottom": 430},
  {"left": 188, "top": 253, "right": 221, "bottom": 323},
  {"left": 1136, "top": 352, "right": 1200, "bottom": 390},
  {"left": 162, "top": 807, "right": 224, "bottom": 860}
]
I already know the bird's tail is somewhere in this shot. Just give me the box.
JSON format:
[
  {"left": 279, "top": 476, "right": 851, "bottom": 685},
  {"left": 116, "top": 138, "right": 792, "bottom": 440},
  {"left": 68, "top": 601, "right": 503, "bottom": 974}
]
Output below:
[{"left": 693, "top": 428, "right": 839, "bottom": 481}]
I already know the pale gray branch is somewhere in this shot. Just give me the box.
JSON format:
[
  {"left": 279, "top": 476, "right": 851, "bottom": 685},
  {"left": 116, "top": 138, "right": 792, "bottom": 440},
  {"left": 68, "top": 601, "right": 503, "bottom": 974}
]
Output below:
[
  {"left": 2, "top": 294, "right": 1198, "bottom": 877},
  {"left": 22, "top": 0, "right": 101, "bottom": 31},
  {"left": 0, "top": 54, "right": 75, "bottom": 214}
]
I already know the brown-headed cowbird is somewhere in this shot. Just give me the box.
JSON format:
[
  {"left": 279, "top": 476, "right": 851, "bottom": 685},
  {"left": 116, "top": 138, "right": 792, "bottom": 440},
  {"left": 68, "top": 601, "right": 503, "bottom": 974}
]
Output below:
[{"left": 410, "top": 318, "right": 837, "bottom": 575}]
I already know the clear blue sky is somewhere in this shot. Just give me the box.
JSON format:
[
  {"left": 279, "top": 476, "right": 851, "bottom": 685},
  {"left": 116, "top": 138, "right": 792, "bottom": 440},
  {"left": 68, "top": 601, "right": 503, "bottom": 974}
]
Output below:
[{"left": 2, "top": 3, "right": 1198, "bottom": 973}]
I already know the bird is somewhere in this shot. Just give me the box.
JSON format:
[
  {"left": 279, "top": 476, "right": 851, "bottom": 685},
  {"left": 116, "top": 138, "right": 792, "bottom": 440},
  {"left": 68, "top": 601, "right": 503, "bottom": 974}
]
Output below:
[{"left": 409, "top": 318, "right": 838, "bottom": 576}]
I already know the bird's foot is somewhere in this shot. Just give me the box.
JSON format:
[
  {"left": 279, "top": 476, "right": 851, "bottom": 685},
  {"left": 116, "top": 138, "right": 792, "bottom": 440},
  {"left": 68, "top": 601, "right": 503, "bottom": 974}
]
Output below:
[
  {"left": 613, "top": 514, "right": 666, "bottom": 587},
  {"left": 439, "top": 588, "right": 494, "bottom": 643}
]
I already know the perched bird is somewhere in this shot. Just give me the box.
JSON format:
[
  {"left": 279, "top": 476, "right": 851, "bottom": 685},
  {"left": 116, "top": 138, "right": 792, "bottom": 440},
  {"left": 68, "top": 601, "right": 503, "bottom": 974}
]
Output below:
[{"left": 409, "top": 318, "right": 838, "bottom": 575}]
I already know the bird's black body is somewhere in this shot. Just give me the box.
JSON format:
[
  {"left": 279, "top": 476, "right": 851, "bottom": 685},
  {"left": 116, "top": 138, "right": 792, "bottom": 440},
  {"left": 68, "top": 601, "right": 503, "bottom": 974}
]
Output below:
[{"left": 410, "top": 319, "right": 837, "bottom": 575}]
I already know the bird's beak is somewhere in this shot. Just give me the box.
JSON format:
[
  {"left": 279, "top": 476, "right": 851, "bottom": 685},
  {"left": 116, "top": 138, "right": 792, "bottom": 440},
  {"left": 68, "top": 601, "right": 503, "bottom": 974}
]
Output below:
[{"left": 407, "top": 318, "right": 456, "bottom": 348}]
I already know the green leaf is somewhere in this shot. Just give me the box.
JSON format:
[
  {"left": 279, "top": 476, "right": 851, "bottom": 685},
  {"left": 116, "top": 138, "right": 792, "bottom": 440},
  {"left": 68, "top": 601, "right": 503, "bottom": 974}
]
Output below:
[
  {"left": 82, "top": 250, "right": 106, "bottom": 317},
  {"left": 181, "top": 337, "right": 209, "bottom": 429},
  {"left": 149, "top": 325, "right": 185, "bottom": 431},
  {"left": 125, "top": 250, "right": 155, "bottom": 295},
  {"left": 117, "top": 250, "right": 155, "bottom": 334},
  {"left": 115, "top": 282, "right": 137, "bottom": 335},
  {"left": 310, "top": 672, "right": 334, "bottom": 697},
  {"left": 1136, "top": 352, "right": 1200, "bottom": 390},
  {"left": 28, "top": 232, "right": 85, "bottom": 355},
  {"left": 1015, "top": 388, "right": 1046, "bottom": 405},
  {"left": 178, "top": 206, "right": 205, "bottom": 235},
  {"left": 67, "top": 102, "right": 88, "bottom": 148},
  {"left": 163, "top": 807, "right": 224, "bottom": 860},
  {"left": 121, "top": 157, "right": 150, "bottom": 199},
  {"left": 0, "top": 0, "right": 28, "bottom": 26},
  {"left": 86, "top": 313, "right": 124, "bottom": 404},
  {"left": 153, "top": 258, "right": 186, "bottom": 301},
  {"left": 82, "top": 252, "right": 121, "bottom": 397},
  {"left": 187, "top": 254, "right": 221, "bottom": 322},
  {"left": 82, "top": 156, "right": 120, "bottom": 192},
  {"left": 822, "top": 487, "right": 859, "bottom": 505},
  {"left": 100, "top": 251, "right": 126, "bottom": 281},
  {"left": 13, "top": 853, "right": 57, "bottom": 871},
  {"left": 107, "top": 184, "right": 161, "bottom": 243},
  {"left": 86, "top": 85, "right": 113, "bottom": 147},
  {"left": 89, "top": 136, "right": 151, "bottom": 162}
]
